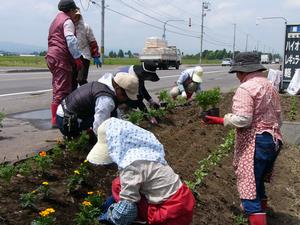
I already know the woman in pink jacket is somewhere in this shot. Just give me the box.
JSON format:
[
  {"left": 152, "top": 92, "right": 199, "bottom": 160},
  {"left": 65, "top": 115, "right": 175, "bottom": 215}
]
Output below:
[
  {"left": 46, "top": 0, "right": 83, "bottom": 128},
  {"left": 204, "top": 52, "right": 282, "bottom": 225}
]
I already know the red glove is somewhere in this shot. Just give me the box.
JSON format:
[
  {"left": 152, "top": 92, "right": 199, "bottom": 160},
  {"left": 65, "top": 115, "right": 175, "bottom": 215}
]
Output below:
[
  {"left": 203, "top": 115, "right": 224, "bottom": 125},
  {"left": 89, "top": 41, "right": 100, "bottom": 57},
  {"left": 74, "top": 58, "right": 83, "bottom": 71}
]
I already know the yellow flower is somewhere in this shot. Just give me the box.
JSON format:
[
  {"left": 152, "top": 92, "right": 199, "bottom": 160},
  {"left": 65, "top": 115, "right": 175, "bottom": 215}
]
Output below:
[
  {"left": 39, "top": 210, "right": 49, "bottom": 217},
  {"left": 74, "top": 170, "right": 80, "bottom": 175},
  {"left": 39, "top": 151, "right": 47, "bottom": 157},
  {"left": 84, "top": 160, "right": 88, "bottom": 163},
  {"left": 31, "top": 190, "right": 37, "bottom": 194},
  {"left": 46, "top": 208, "right": 55, "bottom": 213},
  {"left": 42, "top": 181, "right": 49, "bottom": 185},
  {"left": 82, "top": 200, "right": 92, "bottom": 206},
  {"left": 87, "top": 191, "right": 94, "bottom": 195},
  {"left": 39, "top": 208, "right": 55, "bottom": 217}
]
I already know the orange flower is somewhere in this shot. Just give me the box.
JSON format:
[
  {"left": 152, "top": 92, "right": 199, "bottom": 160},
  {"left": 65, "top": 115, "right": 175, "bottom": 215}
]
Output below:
[{"left": 39, "top": 151, "right": 47, "bottom": 157}]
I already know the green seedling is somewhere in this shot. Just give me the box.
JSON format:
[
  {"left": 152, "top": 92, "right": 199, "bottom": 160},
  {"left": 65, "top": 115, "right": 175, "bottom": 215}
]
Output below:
[
  {"left": 0, "top": 163, "right": 16, "bottom": 183},
  {"left": 65, "top": 131, "right": 90, "bottom": 152},
  {"left": 232, "top": 213, "right": 248, "bottom": 225},
  {"left": 74, "top": 200, "right": 101, "bottom": 225},
  {"left": 126, "top": 110, "right": 145, "bottom": 125},
  {"left": 67, "top": 161, "right": 89, "bottom": 192},
  {"left": 288, "top": 96, "right": 298, "bottom": 121},
  {"left": 51, "top": 143, "right": 63, "bottom": 159},
  {"left": 35, "top": 151, "right": 52, "bottom": 174},
  {"left": 146, "top": 108, "right": 166, "bottom": 119},
  {"left": 20, "top": 191, "right": 38, "bottom": 210},
  {"left": 175, "top": 95, "right": 188, "bottom": 106},
  {"left": 16, "top": 159, "right": 33, "bottom": 176},
  {"left": 31, "top": 208, "right": 56, "bottom": 225},
  {"left": 0, "top": 111, "right": 4, "bottom": 129}
]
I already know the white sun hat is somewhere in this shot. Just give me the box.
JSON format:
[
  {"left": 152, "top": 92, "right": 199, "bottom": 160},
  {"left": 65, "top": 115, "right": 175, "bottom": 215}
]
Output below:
[
  {"left": 86, "top": 119, "right": 113, "bottom": 165},
  {"left": 192, "top": 66, "right": 203, "bottom": 83}
]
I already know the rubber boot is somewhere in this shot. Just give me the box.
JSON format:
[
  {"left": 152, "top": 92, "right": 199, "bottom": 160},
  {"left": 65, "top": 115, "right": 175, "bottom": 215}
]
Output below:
[
  {"left": 51, "top": 103, "right": 58, "bottom": 128},
  {"left": 248, "top": 213, "right": 267, "bottom": 225}
]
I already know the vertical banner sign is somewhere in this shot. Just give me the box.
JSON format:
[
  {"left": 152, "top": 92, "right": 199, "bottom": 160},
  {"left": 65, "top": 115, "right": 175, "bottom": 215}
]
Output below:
[{"left": 283, "top": 24, "right": 300, "bottom": 89}]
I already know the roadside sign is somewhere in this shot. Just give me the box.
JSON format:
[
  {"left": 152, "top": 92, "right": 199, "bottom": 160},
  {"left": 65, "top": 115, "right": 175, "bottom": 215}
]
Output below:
[{"left": 282, "top": 24, "right": 300, "bottom": 89}]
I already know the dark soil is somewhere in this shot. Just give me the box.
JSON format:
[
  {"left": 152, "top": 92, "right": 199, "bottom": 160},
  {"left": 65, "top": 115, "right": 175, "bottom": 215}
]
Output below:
[{"left": 0, "top": 92, "right": 299, "bottom": 225}]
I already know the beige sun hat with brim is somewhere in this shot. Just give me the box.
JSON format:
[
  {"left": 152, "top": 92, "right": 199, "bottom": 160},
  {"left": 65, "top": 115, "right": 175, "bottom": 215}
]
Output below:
[
  {"left": 192, "top": 66, "right": 203, "bottom": 83},
  {"left": 114, "top": 72, "right": 139, "bottom": 100},
  {"left": 86, "top": 119, "right": 113, "bottom": 165}
]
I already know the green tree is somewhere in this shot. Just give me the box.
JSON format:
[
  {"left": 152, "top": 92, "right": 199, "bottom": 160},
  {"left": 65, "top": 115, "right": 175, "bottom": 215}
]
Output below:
[{"left": 117, "top": 49, "right": 124, "bottom": 58}]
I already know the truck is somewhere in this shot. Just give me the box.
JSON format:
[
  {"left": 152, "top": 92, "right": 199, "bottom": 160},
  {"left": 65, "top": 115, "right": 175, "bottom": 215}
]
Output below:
[
  {"left": 260, "top": 54, "right": 270, "bottom": 64},
  {"left": 139, "top": 37, "right": 181, "bottom": 70},
  {"left": 275, "top": 58, "right": 280, "bottom": 64}
]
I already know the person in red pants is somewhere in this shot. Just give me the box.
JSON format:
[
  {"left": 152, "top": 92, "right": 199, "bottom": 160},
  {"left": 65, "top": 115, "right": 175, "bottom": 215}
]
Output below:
[
  {"left": 46, "top": 0, "right": 83, "bottom": 128},
  {"left": 86, "top": 117, "right": 195, "bottom": 225},
  {"left": 203, "top": 52, "right": 282, "bottom": 225}
]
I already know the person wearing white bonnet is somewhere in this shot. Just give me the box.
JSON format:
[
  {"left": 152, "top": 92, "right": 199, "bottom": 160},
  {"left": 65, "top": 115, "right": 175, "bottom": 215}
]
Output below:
[
  {"left": 55, "top": 72, "right": 138, "bottom": 138},
  {"left": 170, "top": 66, "right": 203, "bottom": 100},
  {"left": 71, "top": 8, "right": 101, "bottom": 89},
  {"left": 86, "top": 118, "right": 195, "bottom": 225}
]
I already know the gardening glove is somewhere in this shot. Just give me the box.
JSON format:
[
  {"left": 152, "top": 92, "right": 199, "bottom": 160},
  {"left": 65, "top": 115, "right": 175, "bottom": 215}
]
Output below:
[
  {"left": 100, "top": 195, "right": 115, "bottom": 213},
  {"left": 149, "top": 117, "right": 158, "bottom": 125},
  {"left": 74, "top": 57, "right": 83, "bottom": 71},
  {"left": 93, "top": 57, "right": 101, "bottom": 68},
  {"left": 149, "top": 99, "right": 160, "bottom": 110},
  {"left": 203, "top": 115, "right": 224, "bottom": 125},
  {"left": 181, "top": 91, "right": 187, "bottom": 99}
]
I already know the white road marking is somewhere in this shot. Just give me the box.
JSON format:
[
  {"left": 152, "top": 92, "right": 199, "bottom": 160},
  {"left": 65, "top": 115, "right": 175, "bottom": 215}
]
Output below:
[
  {"left": 0, "top": 70, "right": 227, "bottom": 97},
  {"left": 159, "top": 70, "right": 226, "bottom": 79},
  {"left": 0, "top": 89, "right": 52, "bottom": 97}
]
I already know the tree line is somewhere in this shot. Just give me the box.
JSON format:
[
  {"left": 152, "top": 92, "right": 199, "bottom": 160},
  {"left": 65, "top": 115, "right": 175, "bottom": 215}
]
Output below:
[{"left": 9, "top": 48, "right": 281, "bottom": 60}]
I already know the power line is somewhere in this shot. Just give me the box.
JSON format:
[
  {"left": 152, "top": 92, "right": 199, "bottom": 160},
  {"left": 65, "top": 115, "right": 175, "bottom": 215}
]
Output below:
[
  {"left": 105, "top": 6, "right": 201, "bottom": 39},
  {"left": 117, "top": 0, "right": 202, "bottom": 36}
]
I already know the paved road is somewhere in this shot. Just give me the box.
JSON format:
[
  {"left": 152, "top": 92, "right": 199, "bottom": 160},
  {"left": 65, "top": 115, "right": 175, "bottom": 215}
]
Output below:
[
  {"left": 0, "top": 65, "right": 238, "bottom": 114},
  {"left": 0, "top": 64, "right": 279, "bottom": 163}
]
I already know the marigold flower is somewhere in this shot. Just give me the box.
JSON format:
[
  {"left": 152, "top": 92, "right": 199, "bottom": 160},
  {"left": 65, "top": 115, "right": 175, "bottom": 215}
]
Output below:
[
  {"left": 39, "top": 151, "right": 47, "bottom": 157},
  {"left": 39, "top": 208, "right": 55, "bottom": 217},
  {"left": 82, "top": 200, "right": 92, "bottom": 206},
  {"left": 46, "top": 208, "right": 55, "bottom": 213},
  {"left": 74, "top": 170, "right": 80, "bottom": 175},
  {"left": 42, "top": 181, "right": 49, "bottom": 185},
  {"left": 87, "top": 191, "right": 94, "bottom": 195}
]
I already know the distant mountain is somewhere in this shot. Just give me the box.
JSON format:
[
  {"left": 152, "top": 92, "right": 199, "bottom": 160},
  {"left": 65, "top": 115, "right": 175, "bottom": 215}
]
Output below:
[{"left": 0, "top": 41, "right": 46, "bottom": 54}]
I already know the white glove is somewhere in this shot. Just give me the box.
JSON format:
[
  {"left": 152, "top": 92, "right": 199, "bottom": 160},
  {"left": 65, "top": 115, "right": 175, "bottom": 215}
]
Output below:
[{"left": 181, "top": 91, "right": 187, "bottom": 98}]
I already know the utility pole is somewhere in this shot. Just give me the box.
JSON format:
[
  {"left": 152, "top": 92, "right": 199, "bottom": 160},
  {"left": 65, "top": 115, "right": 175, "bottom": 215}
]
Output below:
[
  {"left": 200, "top": 1, "right": 210, "bottom": 64},
  {"left": 245, "top": 34, "right": 249, "bottom": 52},
  {"left": 101, "top": 0, "right": 105, "bottom": 64},
  {"left": 233, "top": 23, "right": 236, "bottom": 60}
]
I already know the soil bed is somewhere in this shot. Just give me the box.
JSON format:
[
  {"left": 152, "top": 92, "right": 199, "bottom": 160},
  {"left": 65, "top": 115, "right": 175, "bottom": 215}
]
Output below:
[{"left": 0, "top": 93, "right": 299, "bottom": 225}]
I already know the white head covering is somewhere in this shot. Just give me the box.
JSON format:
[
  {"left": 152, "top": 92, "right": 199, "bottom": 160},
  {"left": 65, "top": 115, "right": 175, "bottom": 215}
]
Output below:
[
  {"left": 86, "top": 118, "right": 166, "bottom": 169},
  {"left": 192, "top": 66, "right": 203, "bottom": 83}
]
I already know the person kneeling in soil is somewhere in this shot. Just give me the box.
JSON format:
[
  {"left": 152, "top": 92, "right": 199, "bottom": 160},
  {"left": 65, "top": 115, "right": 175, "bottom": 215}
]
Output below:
[
  {"left": 203, "top": 52, "right": 282, "bottom": 225},
  {"left": 86, "top": 117, "right": 195, "bottom": 225},
  {"left": 56, "top": 72, "right": 139, "bottom": 138},
  {"left": 170, "top": 66, "right": 203, "bottom": 100},
  {"left": 118, "top": 62, "right": 161, "bottom": 124}
]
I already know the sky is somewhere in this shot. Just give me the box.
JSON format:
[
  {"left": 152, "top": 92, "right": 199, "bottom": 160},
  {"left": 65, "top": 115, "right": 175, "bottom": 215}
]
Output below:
[{"left": 1, "top": 0, "right": 300, "bottom": 55}]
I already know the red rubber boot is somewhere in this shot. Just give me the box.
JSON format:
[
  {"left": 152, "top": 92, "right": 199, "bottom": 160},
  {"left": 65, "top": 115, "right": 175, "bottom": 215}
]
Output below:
[
  {"left": 248, "top": 213, "right": 267, "bottom": 225},
  {"left": 51, "top": 103, "right": 58, "bottom": 128}
]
